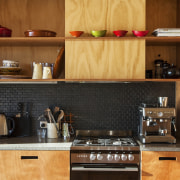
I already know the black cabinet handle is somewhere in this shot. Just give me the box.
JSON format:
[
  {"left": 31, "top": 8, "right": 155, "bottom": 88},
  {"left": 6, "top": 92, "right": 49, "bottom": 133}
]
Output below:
[
  {"left": 21, "top": 156, "right": 38, "bottom": 160},
  {"left": 159, "top": 157, "right": 176, "bottom": 161}
]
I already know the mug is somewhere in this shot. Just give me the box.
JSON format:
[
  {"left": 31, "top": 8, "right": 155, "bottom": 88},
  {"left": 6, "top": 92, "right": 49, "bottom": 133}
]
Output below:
[
  {"left": 42, "top": 66, "right": 52, "bottom": 79},
  {"left": 47, "top": 123, "right": 59, "bottom": 138}
]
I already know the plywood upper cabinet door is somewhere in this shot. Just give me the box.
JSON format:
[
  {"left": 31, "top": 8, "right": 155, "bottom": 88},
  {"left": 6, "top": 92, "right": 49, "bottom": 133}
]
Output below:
[
  {"left": 65, "top": 0, "right": 145, "bottom": 36},
  {"left": 0, "top": 151, "right": 70, "bottom": 180},
  {"left": 65, "top": 39, "right": 145, "bottom": 79},
  {"left": 141, "top": 151, "right": 180, "bottom": 180}
]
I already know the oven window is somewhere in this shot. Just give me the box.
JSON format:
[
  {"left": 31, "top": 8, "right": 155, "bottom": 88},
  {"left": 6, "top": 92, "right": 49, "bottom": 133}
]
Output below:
[{"left": 71, "top": 164, "right": 139, "bottom": 180}]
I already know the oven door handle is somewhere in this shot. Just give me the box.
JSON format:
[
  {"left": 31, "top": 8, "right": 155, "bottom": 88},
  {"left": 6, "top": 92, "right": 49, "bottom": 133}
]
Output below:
[{"left": 72, "top": 167, "right": 138, "bottom": 172}]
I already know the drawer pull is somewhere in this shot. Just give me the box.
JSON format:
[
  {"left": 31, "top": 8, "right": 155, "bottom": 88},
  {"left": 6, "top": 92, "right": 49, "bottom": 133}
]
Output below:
[
  {"left": 159, "top": 157, "right": 176, "bottom": 161},
  {"left": 21, "top": 156, "right": 38, "bottom": 160}
]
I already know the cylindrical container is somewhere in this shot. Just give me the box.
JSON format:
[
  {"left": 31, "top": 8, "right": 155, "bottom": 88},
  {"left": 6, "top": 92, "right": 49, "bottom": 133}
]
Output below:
[
  {"left": 62, "top": 123, "right": 70, "bottom": 138},
  {"left": 47, "top": 123, "right": 59, "bottom": 138},
  {"left": 154, "top": 59, "right": 164, "bottom": 79},
  {"left": 32, "top": 63, "right": 43, "bottom": 79},
  {"left": 158, "top": 97, "right": 168, "bottom": 107},
  {"left": 42, "top": 66, "right": 52, "bottom": 79}
]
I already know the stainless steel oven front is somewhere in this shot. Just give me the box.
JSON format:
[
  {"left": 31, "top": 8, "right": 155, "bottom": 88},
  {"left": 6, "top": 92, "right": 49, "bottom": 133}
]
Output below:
[{"left": 70, "top": 150, "right": 140, "bottom": 180}]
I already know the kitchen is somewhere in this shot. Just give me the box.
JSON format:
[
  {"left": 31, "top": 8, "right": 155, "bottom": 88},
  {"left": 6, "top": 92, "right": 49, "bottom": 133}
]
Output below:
[{"left": 0, "top": 0, "right": 180, "bottom": 180}]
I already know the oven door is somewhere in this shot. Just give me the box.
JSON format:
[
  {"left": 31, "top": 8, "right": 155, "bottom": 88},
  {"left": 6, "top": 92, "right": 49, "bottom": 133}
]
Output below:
[{"left": 71, "top": 163, "right": 140, "bottom": 180}]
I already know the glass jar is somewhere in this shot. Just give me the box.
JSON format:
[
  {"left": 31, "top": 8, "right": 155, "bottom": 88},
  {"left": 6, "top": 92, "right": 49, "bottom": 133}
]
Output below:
[{"left": 154, "top": 59, "right": 164, "bottom": 78}]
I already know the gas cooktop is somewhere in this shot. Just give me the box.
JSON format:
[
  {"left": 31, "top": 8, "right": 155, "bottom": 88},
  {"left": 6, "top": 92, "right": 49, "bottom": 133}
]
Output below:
[
  {"left": 73, "top": 137, "right": 138, "bottom": 146},
  {"left": 71, "top": 130, "right": 139, "bottom": 151}
]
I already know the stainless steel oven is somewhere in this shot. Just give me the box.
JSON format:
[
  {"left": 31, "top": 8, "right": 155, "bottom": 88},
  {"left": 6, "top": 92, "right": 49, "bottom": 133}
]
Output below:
[{"left": 70, "top": 130, "right": 140, "bottom": 180}]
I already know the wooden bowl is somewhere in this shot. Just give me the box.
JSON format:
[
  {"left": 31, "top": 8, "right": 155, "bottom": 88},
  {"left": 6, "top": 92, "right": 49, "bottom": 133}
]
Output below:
[{"left": 24, "top": 30, "right": 56, "bottom": 37}]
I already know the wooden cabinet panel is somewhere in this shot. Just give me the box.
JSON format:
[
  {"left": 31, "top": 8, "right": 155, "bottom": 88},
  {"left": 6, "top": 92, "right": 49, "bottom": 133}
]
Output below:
[
  {"left": 65, "top": 39, "right": 145, "bottom": 79},
  {"left": 65, "top": 0, "right": 145, "bottom": 36},
  {"left": 0, "top": 0, "right": 65, "bottom": 37},
  {"left": 0, "top": 150, "right": 70, "bottom": 180},
  {"left": 141, "top": 151, "right": 180, "bottom": 180}
]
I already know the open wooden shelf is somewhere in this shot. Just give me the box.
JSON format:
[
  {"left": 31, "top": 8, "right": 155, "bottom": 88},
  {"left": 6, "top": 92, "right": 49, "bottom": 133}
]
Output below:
[
  {"left": 0, "top": 78, "right": 178, "bottom": 83},
  {"left": 0, "top": 37, "right": 65, "bottom": 46}
]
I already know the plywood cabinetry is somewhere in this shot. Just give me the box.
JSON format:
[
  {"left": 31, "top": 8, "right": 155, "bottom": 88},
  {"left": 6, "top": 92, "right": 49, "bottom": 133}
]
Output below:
[
  {"left": 66, "top": 39, "right": 145, "bottom": 79},
  {"left": 0, "top": 150, "right": 70, "bottom": 180},
  {"left": 141, "top": 151, "right": 180, "bottom": 180},
  {"left": 65, "top": 0, "right": 145, "bottom": 80}
]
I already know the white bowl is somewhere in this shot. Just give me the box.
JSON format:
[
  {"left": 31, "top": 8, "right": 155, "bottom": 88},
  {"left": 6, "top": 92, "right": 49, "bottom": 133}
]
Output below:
[{"left": 2, "top": 60, "right": 19, "bottom": 67}]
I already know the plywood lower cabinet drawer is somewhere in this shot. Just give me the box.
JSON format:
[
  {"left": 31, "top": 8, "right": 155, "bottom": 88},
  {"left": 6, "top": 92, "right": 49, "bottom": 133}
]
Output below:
[
  {"left": 0, "top": 150, "right": 70, "bottom": 180},
  {"left": 141, "top": 151, "right": 180, "bottom": 180}
]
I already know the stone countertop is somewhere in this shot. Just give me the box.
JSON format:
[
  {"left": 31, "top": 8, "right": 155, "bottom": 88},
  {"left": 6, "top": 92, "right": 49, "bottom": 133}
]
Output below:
[
  {"left": 0, "top": 136, "right": 73, "bottom": 150},
  {"left": 139, "top": 139, "right": 180, "bottom": 151}
]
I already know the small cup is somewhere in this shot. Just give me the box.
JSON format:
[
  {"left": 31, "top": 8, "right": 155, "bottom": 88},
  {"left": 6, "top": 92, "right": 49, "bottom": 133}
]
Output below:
[{"left": 37, "top": 128, "right": 46, "bottom": 140}]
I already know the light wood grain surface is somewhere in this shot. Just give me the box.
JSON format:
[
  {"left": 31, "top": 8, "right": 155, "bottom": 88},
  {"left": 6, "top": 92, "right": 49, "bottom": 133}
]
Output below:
[
  {"left": 0, "top": 0, "right": 65, "bottom": 37},
  {"left": 142, "top": 151, "right": 180, "bottom": 180},
  {"left": 0, "top": 150, "right": 70, "bottom": 180},
  {"left": 65, "top": 0, "right": 145, "bottom": 36},
  {"left": 65, "top": 39, "right": 145, "bottom": 79}
]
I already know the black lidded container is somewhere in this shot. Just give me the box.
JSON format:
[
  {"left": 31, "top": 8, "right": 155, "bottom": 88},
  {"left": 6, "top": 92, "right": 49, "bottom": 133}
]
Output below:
[
  {"left": 154, "top": 55, "right": 164, "bottom": 78},
  {"left": 12, "top": 102, "right": 32, "bottom": 137}
]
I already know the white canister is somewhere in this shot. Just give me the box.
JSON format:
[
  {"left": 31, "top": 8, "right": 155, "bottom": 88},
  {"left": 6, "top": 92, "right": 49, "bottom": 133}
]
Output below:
[
  {"left": 42, "top": 66, "right": 52, "bottom": 79},
  {"left": 47, "top": 123, "right": 59, "bottom": 138}
]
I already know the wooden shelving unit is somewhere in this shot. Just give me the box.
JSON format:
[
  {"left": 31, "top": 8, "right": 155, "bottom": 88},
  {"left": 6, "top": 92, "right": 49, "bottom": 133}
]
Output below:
[{"left": 0, "top": 37, "right": 65, "bottom": 46}]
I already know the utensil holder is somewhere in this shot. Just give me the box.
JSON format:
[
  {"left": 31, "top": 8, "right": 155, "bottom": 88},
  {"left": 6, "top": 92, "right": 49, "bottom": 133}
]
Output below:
[{"left": 47, "top": 123, "right": 59, "bottom": 138}]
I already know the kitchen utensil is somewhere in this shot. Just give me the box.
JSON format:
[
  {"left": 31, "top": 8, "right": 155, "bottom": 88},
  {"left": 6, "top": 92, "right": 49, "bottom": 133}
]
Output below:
[
  {"left": 0, "top": 114, "right": 15, "bottom": 136},
  {"left": 0, "top": 26, "right": 12, "bottom": 37},
  {"left": 24, "top": 30, "right": 56, "bottom": 37},
  {"left": 132, "top": 30, "right": 149, "bottom": 37},
  {"left": 57, "top": 110, "right": 64, "bottom": 130},
  {"left": 2, "top": 60, "right": 19, "bottom": 67},
  {"left": 158, "top": 97, "right": 168, "bottom": 107},
  {"left": 53, "top": 46, "right": 65, "bottom": 79},
  {"left": 69, "top": 31, "right": 84, "bottom": 37},
  {"left": 91, "top": 30, "right": 107, "bottom": 37},
  {"left": 46, "top": 108, "right": 60, "bottom": 137},
  {"left": 113, "top": 30, "right": 128, "bottom": 37}
]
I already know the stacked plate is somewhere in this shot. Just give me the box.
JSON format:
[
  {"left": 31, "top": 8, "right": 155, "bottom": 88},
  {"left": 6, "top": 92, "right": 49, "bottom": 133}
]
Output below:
[{"left": 0, "top": 60, "right": 22, "bottom": 75}]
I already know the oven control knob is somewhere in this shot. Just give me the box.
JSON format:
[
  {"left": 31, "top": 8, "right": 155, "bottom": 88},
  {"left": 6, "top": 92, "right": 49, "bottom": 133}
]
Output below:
[
  {"left": 90, "top": 153, "right": 96, "bottom": 161},
  {"left": 97, "top": 153, "right": 103, "bottom": 160},
  {"left": 121, "top": 154, "right": 127, "bottom": 161},
  {"left": 114, "top": 154, "right": 120, "bottom": 161},
  {"left": 107, "top": 154, "right": 113, "bottom": 161},
  {"left": 128, "top": 154, "right": 134, "bottom": 161}
]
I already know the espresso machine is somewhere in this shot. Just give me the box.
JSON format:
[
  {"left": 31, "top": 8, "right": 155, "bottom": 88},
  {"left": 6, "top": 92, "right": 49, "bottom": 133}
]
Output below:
[{"left": 138, "top": 99, "right": 176, "bottom": 144}]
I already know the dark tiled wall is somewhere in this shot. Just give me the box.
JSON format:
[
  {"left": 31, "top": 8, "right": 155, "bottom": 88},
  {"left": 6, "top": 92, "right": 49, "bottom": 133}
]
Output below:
[{"left": 0, "top": 82, "right": 175, "bottom": 136}]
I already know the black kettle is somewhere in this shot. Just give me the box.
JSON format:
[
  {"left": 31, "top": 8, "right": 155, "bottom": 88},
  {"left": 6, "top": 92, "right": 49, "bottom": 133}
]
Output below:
[{"left": 0, "top": 114, "right": 15, "bottom": 136}]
